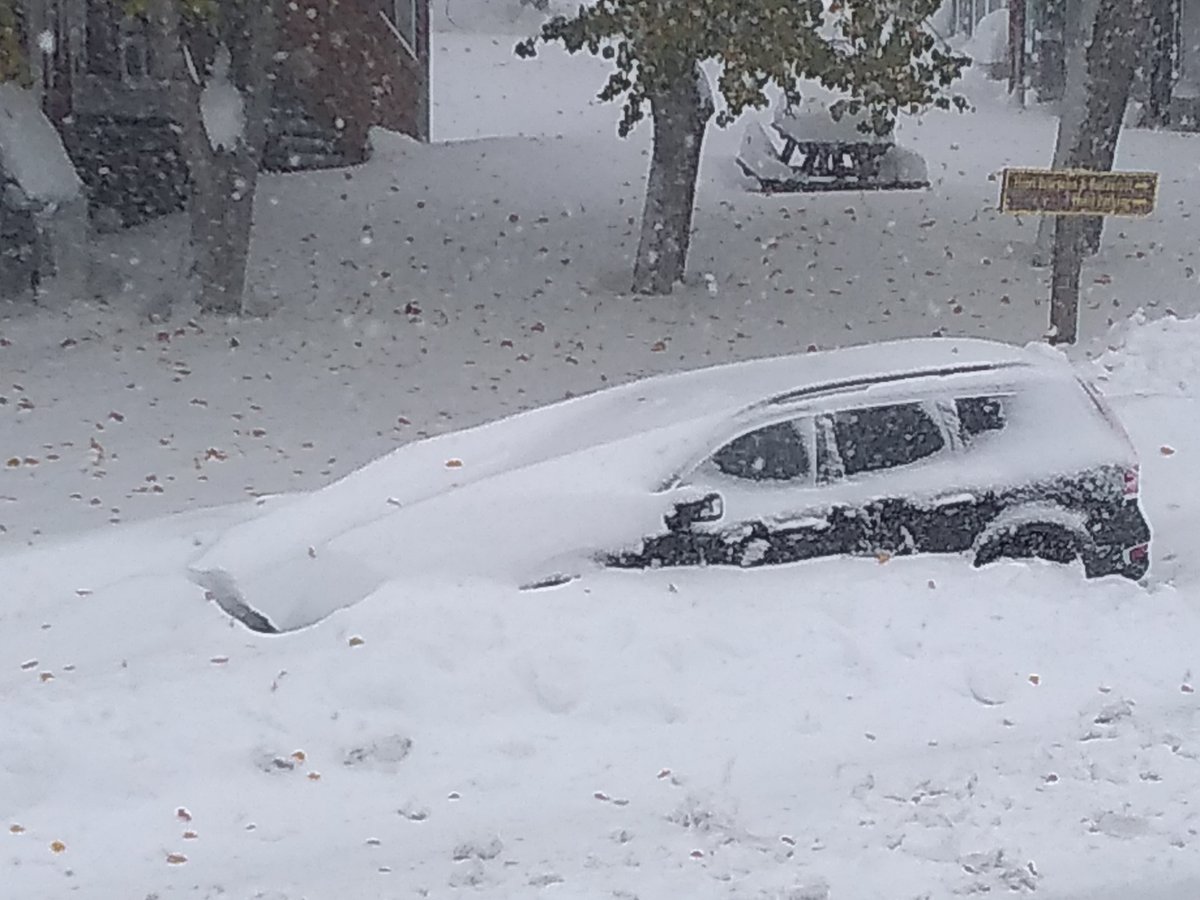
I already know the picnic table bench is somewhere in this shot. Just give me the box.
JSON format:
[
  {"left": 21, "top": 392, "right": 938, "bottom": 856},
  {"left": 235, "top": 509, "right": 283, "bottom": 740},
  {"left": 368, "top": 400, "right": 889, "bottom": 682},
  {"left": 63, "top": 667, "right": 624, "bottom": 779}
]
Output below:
[{"left": 737, "top": 101, "right": 929, "bottom": 193}]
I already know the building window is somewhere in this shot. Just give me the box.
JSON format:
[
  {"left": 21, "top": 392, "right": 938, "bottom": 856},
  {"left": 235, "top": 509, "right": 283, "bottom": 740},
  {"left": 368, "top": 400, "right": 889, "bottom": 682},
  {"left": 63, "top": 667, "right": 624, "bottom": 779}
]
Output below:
[
  {"left": 86, "top": 0, "right": 154, "bottom": 83},
  {"left": 380, "top": 0, "right": 418, "bottom": 59}
]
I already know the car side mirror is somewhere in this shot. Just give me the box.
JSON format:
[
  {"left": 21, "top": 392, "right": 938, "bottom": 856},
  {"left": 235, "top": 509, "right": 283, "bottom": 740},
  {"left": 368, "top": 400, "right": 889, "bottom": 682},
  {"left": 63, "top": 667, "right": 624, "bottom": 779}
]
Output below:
[{"left": 667, "top": 492, "right": 724, "bottom": 531}]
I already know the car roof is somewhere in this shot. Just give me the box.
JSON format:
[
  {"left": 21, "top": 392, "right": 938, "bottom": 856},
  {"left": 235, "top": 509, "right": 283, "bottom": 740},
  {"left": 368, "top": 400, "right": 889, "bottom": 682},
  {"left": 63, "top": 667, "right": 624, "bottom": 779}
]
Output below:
[
  {"left": 636, "top": 337, "right": 1060, "bottom": 421},
  {"left": 644, "top": 340, "right": 1079, "bottom": 488},
  {"left": 755, "top": 339, "right": 1052, "bottom": 398},
  {"left": 316, "top": 337, "right": 1070, "bottom": 501},
  {"left": 503, "top": 338, "right": 1065, "bottom": 467}
]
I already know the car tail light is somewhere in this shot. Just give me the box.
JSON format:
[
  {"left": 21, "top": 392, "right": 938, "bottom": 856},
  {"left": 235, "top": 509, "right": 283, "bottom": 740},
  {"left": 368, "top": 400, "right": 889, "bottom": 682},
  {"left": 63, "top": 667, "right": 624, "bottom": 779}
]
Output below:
[{"left": 1123, "top": 465, "right": 1140, "bottom": 498}]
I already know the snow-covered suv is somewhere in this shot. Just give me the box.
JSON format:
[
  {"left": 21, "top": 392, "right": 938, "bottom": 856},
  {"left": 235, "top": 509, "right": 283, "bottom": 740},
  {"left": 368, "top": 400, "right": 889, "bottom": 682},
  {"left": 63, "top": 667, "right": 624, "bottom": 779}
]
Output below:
[
  {"left": 193, "top": 337, "right": 1151, "bottom": 633},
  {"left": 611, "top": 341, "right": 1151, "bottom": 581}
]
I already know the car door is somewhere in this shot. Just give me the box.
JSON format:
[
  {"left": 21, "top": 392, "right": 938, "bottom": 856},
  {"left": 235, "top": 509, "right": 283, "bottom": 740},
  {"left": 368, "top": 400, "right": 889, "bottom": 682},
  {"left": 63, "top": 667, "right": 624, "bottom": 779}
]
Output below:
[
  {"left": 649, "top": 416, "right": 871, "bottom": 568},
  {"left": 928, "top": 393, "right": 1009, "bottom": 549},
  {"left": 815, "top": 399, "right": 961, "bottom": 557}
]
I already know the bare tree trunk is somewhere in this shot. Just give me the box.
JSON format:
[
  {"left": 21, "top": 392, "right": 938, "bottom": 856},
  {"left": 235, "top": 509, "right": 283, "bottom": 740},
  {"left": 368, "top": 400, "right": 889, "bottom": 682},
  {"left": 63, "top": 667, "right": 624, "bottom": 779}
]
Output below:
[
  {"left": 182, "top": 94, "right": 264, "bottom": 315},
  {"left": 1075, "top": 0, "right": 1149, "bottom": 252},
  {"left": 632, "top": 65, "right": 714, "bottom": 296},
  {"left": 1035, "top": 0, "right": 1147, "bottom": 262},
  {"left": 1038, "top": 0, "right": 1148, "bottom": 343},
  {"left": 157, "top": 0, "right": 273, "bottom": 315},
  {"left": 1049, "top": 215, "right": 1084, "bottom": 343},
  {"left": 1008, "top": 0, "right": 1027, "bottom": 103},
  {"left": 1141, "top": 0, "right": 1176, "bottom": 128},
  {"left": 1036, "top": 0, "right": 1069, "bottom": 101},
  {"left": 1034, "top": 0, "right": 1097, "bottom": 266}
]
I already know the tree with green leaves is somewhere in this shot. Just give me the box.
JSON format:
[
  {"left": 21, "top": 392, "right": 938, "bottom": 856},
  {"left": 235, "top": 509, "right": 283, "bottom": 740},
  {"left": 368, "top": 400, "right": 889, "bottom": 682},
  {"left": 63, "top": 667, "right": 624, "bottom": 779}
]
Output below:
[
  {"left": 0, "top": 0, "right": 27, "bottom": 84},
  {"left": 1036, "top": 0, "right": 1150, "bottom": 343},
  {"left": 518, "top": 0, "right": 969, "bottom": 295}
]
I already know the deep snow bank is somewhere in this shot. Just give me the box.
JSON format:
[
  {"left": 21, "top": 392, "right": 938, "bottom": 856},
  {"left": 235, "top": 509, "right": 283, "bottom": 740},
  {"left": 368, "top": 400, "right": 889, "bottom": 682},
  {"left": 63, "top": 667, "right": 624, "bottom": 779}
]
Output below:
[{"left": 4, "top": 314, "right": 1200, "bottom": 897}]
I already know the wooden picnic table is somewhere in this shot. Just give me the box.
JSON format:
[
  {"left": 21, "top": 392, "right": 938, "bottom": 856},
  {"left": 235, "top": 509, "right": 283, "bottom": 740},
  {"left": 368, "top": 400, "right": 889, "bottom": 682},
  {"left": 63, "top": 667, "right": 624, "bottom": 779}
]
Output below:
[{"left": 775, "top": 136, "right": 893, "bottom": 189}]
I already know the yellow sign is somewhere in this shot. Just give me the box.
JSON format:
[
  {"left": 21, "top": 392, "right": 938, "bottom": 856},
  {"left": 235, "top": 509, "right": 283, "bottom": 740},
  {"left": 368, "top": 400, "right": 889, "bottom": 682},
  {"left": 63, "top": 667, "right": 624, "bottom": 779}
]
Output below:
[{"left": 999, "top": 167, "right": 1158, "bottom": 217}]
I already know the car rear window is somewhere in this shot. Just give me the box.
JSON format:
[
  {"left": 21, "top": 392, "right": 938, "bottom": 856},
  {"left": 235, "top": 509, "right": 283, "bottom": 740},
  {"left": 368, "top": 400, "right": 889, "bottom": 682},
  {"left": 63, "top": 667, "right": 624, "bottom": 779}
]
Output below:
[
  {"left": 956, "top": 396, "right": 1006, "bottom": 439},
  {"left": 711, "top": 420, "right": 810, "bottom": 482},
  {"left": 832, "top": 402, "right": 945, "bottom": 476}
]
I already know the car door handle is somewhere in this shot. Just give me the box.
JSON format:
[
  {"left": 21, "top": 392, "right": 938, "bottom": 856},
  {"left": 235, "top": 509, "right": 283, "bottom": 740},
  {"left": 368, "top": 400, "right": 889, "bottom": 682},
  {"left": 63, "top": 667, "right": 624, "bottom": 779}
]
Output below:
[{"left": 667, "top": 492, "right": 724, "bottom": 531}]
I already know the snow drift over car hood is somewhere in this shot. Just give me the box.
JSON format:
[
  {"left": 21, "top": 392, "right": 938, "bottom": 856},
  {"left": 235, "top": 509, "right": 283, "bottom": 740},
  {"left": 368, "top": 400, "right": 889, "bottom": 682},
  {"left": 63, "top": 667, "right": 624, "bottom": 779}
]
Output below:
[{"left": 187, "top": 355, "right": 778, "bottom": 631}]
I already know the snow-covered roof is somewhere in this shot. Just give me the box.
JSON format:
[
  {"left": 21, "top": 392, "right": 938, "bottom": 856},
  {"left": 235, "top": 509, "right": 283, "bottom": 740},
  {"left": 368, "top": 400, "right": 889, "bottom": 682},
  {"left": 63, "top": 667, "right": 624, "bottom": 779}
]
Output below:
[
  {"left": 0, "top": 84, "right": 82, "bottom": 204},
  {"left": 960, "top": 8, "right": 1009, "bottom": 66}
]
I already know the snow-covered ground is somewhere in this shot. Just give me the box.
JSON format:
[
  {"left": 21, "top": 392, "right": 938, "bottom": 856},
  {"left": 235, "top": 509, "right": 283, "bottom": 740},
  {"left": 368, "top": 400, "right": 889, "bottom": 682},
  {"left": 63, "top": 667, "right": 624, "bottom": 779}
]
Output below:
[
  {"left": 4, "top": 314, "right": 1200, "bottom": 899},
  {"left": 4, "top": 16, "right": 1200, "bottom": 900},
  {"left": 3, "top": 30, "right": 1198, "bottom": 547}
]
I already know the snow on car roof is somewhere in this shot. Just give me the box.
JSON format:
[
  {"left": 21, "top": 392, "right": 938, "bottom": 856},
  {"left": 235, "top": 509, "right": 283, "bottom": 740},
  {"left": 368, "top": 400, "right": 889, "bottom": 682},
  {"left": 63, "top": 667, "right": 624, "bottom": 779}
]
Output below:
[
  {"left": 392, "top": 337, "right": 1050, "bottom": 486},
  {"left": 605, "top": 337, "right": 1052, "bottom": 424},
  {"left": 386, "top": 336, "right": 1060, "bottom": 485}
]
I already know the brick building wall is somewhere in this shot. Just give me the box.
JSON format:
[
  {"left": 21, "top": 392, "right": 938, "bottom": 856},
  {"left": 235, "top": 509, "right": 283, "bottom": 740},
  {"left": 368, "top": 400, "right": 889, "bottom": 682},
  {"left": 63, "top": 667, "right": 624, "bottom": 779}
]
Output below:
[{"left": 277, "top": 0, "right": 429, "bottom": 158}]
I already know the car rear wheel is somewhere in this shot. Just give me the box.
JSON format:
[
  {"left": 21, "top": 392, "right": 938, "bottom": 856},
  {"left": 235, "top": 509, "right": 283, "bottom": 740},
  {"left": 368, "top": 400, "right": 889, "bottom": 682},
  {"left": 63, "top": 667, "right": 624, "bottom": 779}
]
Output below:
[{"left": 973, "top": 522, "right": 1082, "bottom": 570}]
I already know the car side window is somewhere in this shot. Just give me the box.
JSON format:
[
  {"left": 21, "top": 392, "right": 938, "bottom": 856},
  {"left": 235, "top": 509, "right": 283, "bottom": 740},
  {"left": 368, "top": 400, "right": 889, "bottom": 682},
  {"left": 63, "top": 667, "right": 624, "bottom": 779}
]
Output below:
[
  {"left": 710, "top": 420, "right": 810, "bottom": 482},
  {"left": 956, "top": 396, "right": 1006, "bottom": 439},
  {"left": 832, "top": 402, "right": 946, "bottom": 476}
]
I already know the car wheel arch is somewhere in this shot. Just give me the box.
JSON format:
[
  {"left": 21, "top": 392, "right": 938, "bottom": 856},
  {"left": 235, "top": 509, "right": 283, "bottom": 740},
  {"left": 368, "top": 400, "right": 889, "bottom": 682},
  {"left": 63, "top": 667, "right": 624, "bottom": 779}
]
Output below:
[{"left": 972, "top": 502, "right": 1097, "bottom": 568}]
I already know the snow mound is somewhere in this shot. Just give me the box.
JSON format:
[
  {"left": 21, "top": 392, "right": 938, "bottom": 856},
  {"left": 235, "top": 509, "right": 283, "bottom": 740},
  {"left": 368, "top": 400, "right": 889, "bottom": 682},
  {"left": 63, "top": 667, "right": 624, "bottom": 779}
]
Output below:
[
  {"left": 434, "top": 0, "right": 585, "bottom": 34},
  {"left": 1093, "top": 312, "right": 1200, "bottom": 398},
  {"left": 6, "top": 306, "right": 1200, "bottom": 898},
  {"left": 199, "top": 47, "right": 246, "bottom": 153},
  {"left": 5, "top": 516, "right": 1200, "bottom": 897},
  {"left": 878, "top": 144, "right": 929, "bottom": 183},
  {"left": 961, "top": 9, "right": 1009, "bottom": 66},
  {"left": 0, "top": 83, "right": 82, "bottom": 204}
]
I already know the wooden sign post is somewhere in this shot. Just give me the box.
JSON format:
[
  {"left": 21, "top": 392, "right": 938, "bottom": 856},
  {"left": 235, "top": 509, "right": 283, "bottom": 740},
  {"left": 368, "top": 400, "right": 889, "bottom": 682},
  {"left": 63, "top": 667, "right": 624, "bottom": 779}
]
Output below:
[{"left": 999, "top": 168, "right": 1158, "bottom": 344}]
